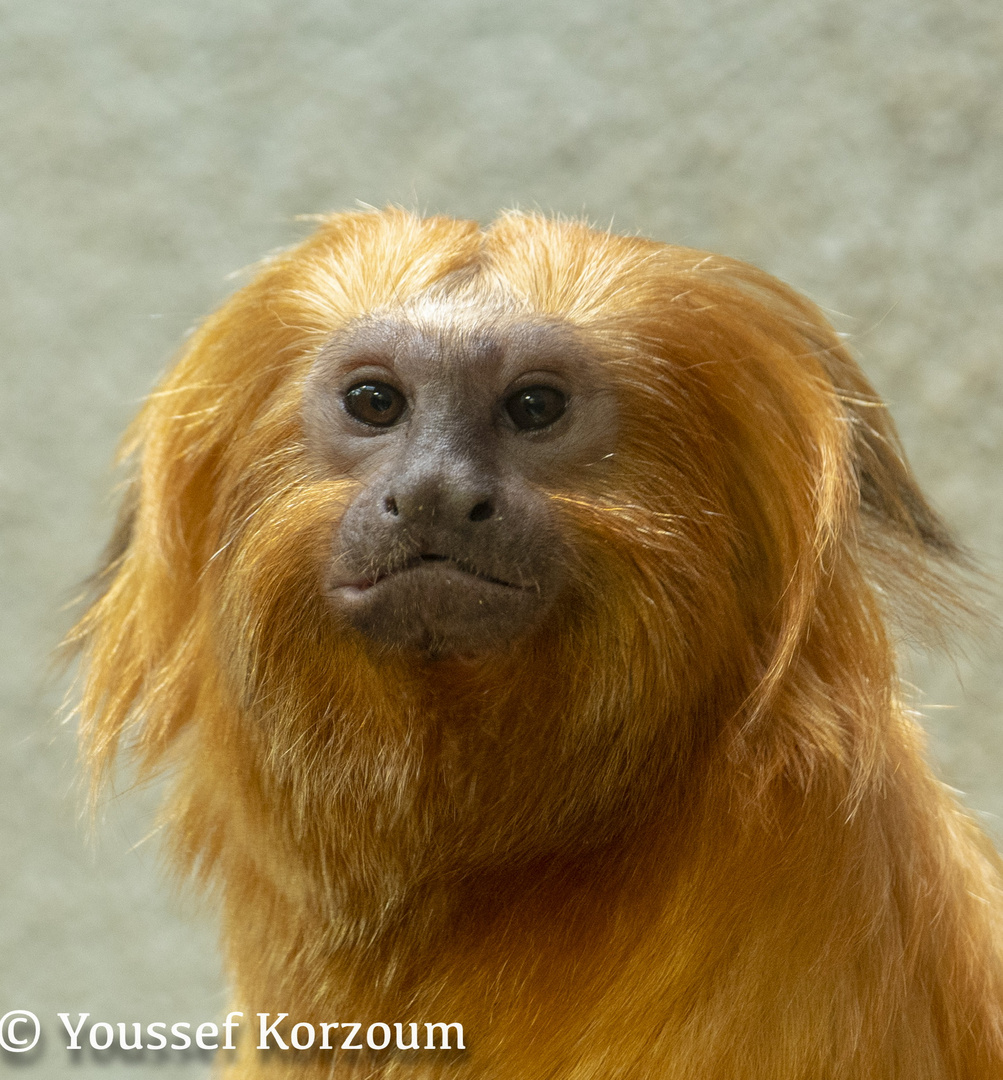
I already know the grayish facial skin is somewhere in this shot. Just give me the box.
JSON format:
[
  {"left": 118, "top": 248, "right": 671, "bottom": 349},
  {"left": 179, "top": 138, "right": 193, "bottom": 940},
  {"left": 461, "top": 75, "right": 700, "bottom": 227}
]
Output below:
[{"left": 301, "top": 308, "right": 618, "bottom": 657}]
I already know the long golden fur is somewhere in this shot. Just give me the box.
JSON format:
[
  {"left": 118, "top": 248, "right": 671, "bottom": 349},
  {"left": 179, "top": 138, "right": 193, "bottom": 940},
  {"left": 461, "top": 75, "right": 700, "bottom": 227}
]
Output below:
[{"left": 71, "top": 210, "right": 1003, "bottom": 1078}]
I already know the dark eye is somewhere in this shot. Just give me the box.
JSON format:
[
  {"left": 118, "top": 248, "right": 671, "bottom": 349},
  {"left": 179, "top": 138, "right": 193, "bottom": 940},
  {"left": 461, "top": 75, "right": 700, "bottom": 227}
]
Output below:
[
  {"left": 504, "top": 386, "right": 567, "bottom": 431},
  {"left": 343, "top": 382, "right": 406, "bottom": 427}
]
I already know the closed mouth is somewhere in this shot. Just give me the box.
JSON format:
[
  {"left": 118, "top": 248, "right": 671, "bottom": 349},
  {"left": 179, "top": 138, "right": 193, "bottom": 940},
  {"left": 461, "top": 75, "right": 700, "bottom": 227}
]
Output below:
[{"left": 347, "top": 554, "right": 529, "bottom": 592}]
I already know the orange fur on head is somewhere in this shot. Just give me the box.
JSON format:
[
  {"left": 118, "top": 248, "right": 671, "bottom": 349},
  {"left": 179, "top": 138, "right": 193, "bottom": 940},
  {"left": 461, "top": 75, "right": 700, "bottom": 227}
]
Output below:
[{"left": 70, "top": 210, "right": 1003, "bottom": 1078}]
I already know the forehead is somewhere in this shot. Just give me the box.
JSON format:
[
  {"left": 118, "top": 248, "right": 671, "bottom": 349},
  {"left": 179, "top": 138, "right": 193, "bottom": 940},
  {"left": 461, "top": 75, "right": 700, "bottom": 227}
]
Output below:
[{"left": 312, "top": 301, "right": 602, "bottom": 386}]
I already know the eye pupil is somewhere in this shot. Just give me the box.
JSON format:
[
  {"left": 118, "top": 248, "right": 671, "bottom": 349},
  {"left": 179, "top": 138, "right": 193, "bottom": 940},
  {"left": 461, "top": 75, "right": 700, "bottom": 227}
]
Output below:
[
  {"left": 522, "top": 392, "right": 547, "bottom": 418},
  {"left": 344, "top": 382, "right": 406, "bottom": 427},
  {"left": 505, "top": 386, "right": 567, "bottom": 430}
]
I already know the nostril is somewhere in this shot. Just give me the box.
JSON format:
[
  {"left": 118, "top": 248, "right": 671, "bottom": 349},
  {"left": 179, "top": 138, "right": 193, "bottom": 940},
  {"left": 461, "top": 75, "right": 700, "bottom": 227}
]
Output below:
[
  {"left": 384, "top": 497, "right": 399, "bottom": 517},
  {"left": 468, "top": 500, "right": 494, "bottom": 523}
]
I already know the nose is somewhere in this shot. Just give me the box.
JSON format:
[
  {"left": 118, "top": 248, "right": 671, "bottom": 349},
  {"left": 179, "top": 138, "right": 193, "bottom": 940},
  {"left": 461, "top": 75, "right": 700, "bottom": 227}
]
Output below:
[{"left": 383, "top": 466, "right": 496, "bottom": 529}]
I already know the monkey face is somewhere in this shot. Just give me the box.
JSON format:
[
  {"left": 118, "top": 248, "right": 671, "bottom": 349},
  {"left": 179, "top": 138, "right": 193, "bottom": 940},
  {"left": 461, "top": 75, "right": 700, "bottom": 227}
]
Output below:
[
  {"left": 302, "top": 307, "right": 618, "bottom": 656},
  {"left": 75, "top": 205, "right": 964, "bottom": 895}
]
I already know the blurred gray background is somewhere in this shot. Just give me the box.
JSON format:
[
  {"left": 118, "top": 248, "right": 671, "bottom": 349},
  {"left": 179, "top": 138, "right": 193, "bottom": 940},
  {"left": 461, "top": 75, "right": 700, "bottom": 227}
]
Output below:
[{"left": 2, "top": 0, "right": 1001, "bottom": 1075}]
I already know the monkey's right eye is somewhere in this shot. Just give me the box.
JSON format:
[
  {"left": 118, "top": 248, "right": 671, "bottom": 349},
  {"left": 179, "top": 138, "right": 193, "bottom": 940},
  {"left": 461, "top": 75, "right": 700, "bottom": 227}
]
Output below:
[{"left": 343, "top": 382, "right": 407, "bottom": 427}]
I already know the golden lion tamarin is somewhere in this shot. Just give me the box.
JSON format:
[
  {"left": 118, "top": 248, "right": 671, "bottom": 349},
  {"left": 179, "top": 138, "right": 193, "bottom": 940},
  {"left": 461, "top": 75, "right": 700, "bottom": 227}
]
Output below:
[{"left": 71, "top": 209, "right": 1003, "bottom": 1078}]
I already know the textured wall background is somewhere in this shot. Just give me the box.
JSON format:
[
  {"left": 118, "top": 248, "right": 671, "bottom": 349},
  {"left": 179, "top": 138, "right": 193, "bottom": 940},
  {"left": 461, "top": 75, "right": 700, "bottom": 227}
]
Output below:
[{"left": 2, "top": 1, "right": 1001, "bottom": 1075}]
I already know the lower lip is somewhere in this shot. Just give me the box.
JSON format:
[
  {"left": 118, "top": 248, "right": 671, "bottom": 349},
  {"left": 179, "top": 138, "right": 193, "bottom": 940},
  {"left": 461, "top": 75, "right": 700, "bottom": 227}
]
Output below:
[
  {"left": 334, "top": 563, "right": 523, "bottom": 594},
  {"left": 344, "top": 577, "right": 377, "bottom": 591}
]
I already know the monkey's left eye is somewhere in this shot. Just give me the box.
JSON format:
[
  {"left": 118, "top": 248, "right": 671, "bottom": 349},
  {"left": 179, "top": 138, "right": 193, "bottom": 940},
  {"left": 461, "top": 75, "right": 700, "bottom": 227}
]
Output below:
[
  {"left": 504, "top": 386, "right": 567, "bottom": 431},
  {"left": 343, "top": 382, "right": 407, "bottom": 427}
]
